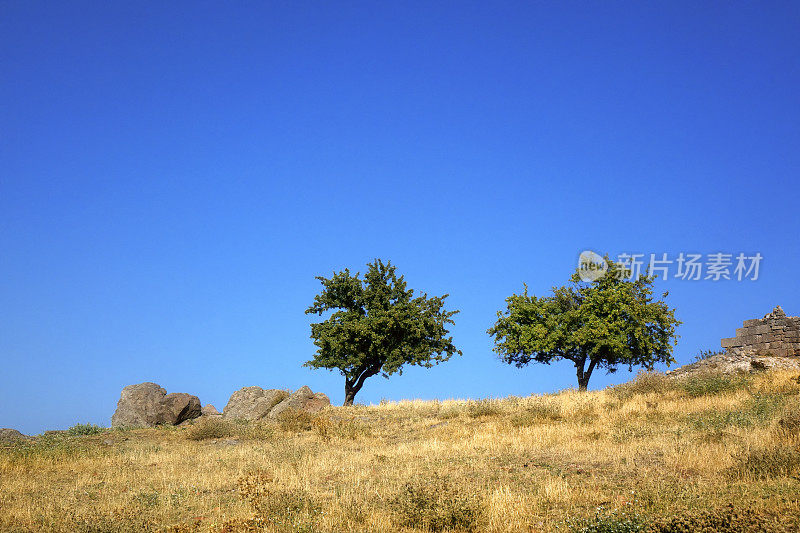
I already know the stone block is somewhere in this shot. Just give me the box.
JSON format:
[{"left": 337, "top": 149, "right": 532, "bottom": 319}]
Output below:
[
  {"left": 743, "top": 319, "right": 762, "bottom": 327},
  {"left": 736, "top": 327, "right": 753, "bottom": 337},
  {"left": 721, "top": 337, "right": 742, "bottom": 348},
  {"left": 753, "top": 325, "right": 770, "bottom": 335}
]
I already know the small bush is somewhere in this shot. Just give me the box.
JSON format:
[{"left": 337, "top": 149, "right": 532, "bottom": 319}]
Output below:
[
  {"left": 437, "top": 405, "right": 461, "bottom": 419},
  {"left": 467, "top": 399, "right": 503, "bottom": 418},
  {"left": 392, "top": 475, "right": 478, "bottom": 532},
  {"left": 184, "top": 418, "right": 235, "bottom": 441},
  {"left": 67, "top": 423, "right": 105, "bottom": 436},
  {"left": 277, "top": 409, "right": 316, "bottom": 432},
  {"left": 681, "top": 373, "right": 749, "bottom": 398},
  {"left": 728, "top": 445, "right": 800, "bottom": 480},
  {"left": 236, "top": 470, "right": 320, "bottom": 532},
  {"left": 650, "top": 504, "right": 770, "bottom": 532},
  {"left": 509, "top": 402, "right": 562, "bottom": 427},
  {"left": 312, "top": 417, "right": 370, "bottom": 440},
  {"left": 567, "top": 507, "right": 648, "bottom": 532},
  {"left": 612, "top": 372, "right": 674, "bottom": 400}
]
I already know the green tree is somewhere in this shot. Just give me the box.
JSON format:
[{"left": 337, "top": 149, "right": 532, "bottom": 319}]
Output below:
[
  {"left": 487, "top": 259, "right": 680, "bottom": 391},
  {"left": 305, "top": 259, "right": 461, "bottom": 405}
]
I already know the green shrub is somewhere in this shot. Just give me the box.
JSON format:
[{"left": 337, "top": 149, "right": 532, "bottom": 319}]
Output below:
[
  {"left": 66, "top": 423, "right": 105, "bottom": 436},
  {"left": 392, "top": 475, "right": 478, "bottom": 532}
]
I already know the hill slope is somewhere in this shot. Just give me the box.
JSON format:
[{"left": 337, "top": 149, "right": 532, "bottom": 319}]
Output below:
[{"left": 2, "top": 370, "right": 800, "bottom": 532}]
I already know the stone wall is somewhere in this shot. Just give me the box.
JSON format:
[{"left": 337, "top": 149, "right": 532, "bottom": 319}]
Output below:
[{"left": 721, "top": 306, "right": 800, "bottom": 357}]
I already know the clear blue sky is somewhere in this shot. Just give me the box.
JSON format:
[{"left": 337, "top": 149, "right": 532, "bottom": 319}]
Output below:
[{"left": 2, "top": 2, "right": 799, "bottom": 435}]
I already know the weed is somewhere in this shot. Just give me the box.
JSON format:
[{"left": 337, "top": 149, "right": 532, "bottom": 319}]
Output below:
[
  {"left": 612, "top": 372, "right": 674, "bottom": 400},
  {"left": 392, "top": 474, "right": 478, "bottom": 532},
  {"left": 681, "top": 373, "right": 750, "bottom": 398},
  {"left": 467, "top": 399, "right": 503, "bottom": 418},
  {"left": 184, "top": 418, "right": 235, "bottom": 441},
  {"left": 728, "top": 445, "right": 800, "bottom": 480},
  {"left": 693, "top": 348, "right": 724, "bottom": 362},
  {"left": 236, "top": 470, "right": 320, "bottom": 532},
  {"left": 277, "top": 409, "right": 317, "bottom": 432},
  {"left": 509, "top": 402, "right": 562, "bottom": 427},
  {"left": 650, "top": 504, "right": 771, "bottom": 532},
  {"left": 567, "top": 506, "right": 648, "bottom": 532}
]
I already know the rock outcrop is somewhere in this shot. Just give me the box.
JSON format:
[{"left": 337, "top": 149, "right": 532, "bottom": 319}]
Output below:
[
  {"left": 158, "top": 393, "right": 202, "bottom": 426},
  {"left": 223, "top": 386, "right": 330, "bottom": 421},
  {"left": 0, "top": 428, "right": 28, "bottom": 443},
  {"left": 223, "top": 387, "right": 288, "bottom": 421},
  {"left": 667, "top": 351, "right": 800, "bottom": 378},
  {"left": 272, "top": 386, "right": 331, "bottom": 418},
  {"left": 201, "top": 404, "right": 221, "bottom": 417},
  {"left": 111, "top": 383, "right": 201, "bottom": 428}
]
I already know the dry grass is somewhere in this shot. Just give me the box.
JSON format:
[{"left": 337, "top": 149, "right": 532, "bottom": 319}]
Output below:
[{"left": 2, "top": 371, "right": 800, "bottom": 532}]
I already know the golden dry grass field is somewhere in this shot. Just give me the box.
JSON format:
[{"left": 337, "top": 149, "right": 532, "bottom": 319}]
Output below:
[{"left": 2, "top": 371, "right": 800, "bottom": 532}]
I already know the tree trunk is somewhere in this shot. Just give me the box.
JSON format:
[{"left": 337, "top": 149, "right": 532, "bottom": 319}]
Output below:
[
  {"left": 342, "top": 366, "right": 377, "bottom": 406},
  {"left": 343, "top": 387, "right": 356, "bottom": 406},
  {"left": 575, "top": 357, "right": 597, "bottom": 392}
]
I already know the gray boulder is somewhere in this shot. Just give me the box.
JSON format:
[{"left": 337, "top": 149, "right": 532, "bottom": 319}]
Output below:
[
  {"left": 223, "top": 387, "right": 288, "bottom": 421},
  {"left": 269, "top": 386, "right": 331, "bottom": 419},
  {"left": 111, "top": 383, "right": 202, "bottom": 427}
]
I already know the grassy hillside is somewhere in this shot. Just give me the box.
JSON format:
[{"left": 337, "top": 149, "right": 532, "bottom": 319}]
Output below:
[{"left": 2, "top": 370, "right": 800, "bottom": 532}]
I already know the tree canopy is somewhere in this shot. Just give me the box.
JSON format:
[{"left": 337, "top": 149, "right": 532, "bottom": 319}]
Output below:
[
  {"left": 305, "top": 259, "right": 461, "bottom": 405},
  {"left": 487, "top": 259, "right": 681, "bottom": 391}
]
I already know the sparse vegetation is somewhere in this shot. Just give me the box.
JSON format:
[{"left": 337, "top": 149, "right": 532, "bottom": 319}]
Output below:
[
  {"left": 2, "top": 370, "right": 800, "bottom": 531},
  {"left": 392, "top": 474, "right": 478, "bottom": 532},
  {"left": 693, "top": 348, "right": 724, "bottom": 362},
  {"left": 66, "top": 423, "right": 105, "bottom": 436}
]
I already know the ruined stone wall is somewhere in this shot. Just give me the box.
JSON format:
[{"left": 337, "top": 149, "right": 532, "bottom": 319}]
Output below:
[{"left": 721, "top": 306, "right": 800, "bottom": 357}]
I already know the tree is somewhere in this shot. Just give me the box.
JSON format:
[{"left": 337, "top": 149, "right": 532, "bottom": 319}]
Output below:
[
  {"left": 305, "top": 259, "right": 461, "bottom": 405},
  {"left": 487, "top": 259, "right": 680, "bottom": 391}
]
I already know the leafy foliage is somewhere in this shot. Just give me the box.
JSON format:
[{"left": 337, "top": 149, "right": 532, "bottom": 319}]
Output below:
[
  {"left": 488, "top": 258, "right": 680, "bottom": 390},
  {"left": 305, "top": 259, "right": 461, "bottom": 404}
]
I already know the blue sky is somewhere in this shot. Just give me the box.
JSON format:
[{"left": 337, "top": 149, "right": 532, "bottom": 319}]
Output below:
[{"left": 1, "top": 2, "right": 799, "bottom": 435}]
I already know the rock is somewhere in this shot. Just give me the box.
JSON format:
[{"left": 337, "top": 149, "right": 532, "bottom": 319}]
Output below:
[
  {"left": 111, "top": 383, "right": 202, "bottom": 428},
  {"left": 0, "top": 428, "right": 28, "bottom": 443},
  {"left": 666, "top": 352, "right": 800, "bottom": 378},
  {"left": 305, "top": 392, "right": 331, "bottom": 413},
  {"left": 158, "top": 393, "right": 202, "bottom": 425},
  {"left": 201, "top": 404, "right": 221, "bottom": 417},
  {"left": 111, "top": 383, "right": 166, "bottom": 427},
  {"left": 223, "top": 387, "right": 288, "bottom": 421},
  {"left": 270, "top": 386, "right": 330, "bottom": 419}
]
